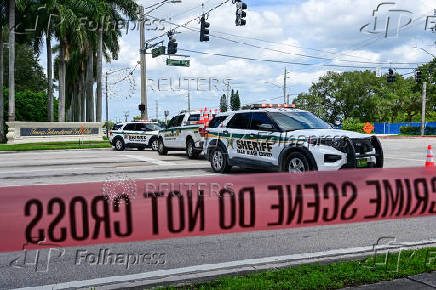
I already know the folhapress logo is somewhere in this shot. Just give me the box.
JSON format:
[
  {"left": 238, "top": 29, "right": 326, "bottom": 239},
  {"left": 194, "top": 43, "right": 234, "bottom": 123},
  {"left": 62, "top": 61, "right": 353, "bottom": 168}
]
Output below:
[
  {"left": 9, "top": 240, "right": 65, "bottom": 273},
  {"left": 75, "top": 249, "right": 166, "bottom": 269}
]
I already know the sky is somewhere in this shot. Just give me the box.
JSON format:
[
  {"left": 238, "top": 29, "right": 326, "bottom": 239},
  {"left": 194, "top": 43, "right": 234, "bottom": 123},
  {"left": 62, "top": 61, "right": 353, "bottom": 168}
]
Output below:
[{"left": 39, "top": 0, "right": 436, "bottom": 122}]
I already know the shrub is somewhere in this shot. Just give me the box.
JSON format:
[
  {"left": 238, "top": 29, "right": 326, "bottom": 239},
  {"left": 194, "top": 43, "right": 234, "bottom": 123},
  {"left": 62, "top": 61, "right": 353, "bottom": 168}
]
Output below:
[
  {"left": 341, "top": 118, "right": 366, "bottom": 133},
  {"left": 400, "top": 126, "right": 436, "bottom": 135}
]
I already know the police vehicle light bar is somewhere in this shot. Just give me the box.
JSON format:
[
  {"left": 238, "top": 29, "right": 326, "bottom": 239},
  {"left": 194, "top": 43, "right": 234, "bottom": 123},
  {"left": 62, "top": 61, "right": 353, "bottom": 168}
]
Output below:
[{"left": 252, "top": 104, "right": 296, "bottom": 109}]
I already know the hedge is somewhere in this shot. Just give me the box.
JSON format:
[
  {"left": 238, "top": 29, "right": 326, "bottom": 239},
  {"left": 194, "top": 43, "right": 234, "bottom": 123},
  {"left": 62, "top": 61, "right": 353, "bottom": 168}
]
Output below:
[{"left": 400, "top": 126, "right": 436, "bottom": 135}]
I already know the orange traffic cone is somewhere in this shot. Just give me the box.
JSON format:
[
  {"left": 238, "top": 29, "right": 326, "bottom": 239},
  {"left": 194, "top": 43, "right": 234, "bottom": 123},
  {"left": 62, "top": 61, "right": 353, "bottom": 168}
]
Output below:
[{"left": 426, "top": 145, "right": 435, "bottom": 167}]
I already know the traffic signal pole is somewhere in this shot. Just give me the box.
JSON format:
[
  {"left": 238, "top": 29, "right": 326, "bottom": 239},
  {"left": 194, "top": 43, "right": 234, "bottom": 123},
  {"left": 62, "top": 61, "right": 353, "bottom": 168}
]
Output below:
[
  {"left": 140, "top": 6, "right": 148, "bottom": 120},
  {"left": 421, "top": 82, "right": 427, "bottom": 137}
]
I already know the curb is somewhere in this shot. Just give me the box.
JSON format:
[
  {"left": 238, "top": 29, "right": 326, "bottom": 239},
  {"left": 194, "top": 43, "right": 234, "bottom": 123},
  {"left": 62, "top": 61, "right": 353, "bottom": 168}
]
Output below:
[
  {"left": 0, "top": 147, "right": 112, "bottom": 154},
  {"left": 377, "top": 135, "right": 436, "bottom": 139}
]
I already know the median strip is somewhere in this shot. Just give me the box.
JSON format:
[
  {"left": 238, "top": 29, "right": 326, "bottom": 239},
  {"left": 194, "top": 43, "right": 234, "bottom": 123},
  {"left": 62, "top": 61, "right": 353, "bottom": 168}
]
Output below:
[{"left": 0, "top": 141, "right": 111, "bottom": 151}]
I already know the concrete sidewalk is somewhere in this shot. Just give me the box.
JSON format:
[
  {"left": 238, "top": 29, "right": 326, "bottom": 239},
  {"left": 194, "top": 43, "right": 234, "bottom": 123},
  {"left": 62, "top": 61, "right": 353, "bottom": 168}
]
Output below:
[{"left": 347, "top": 272, "right": 436, "bottom": 289}]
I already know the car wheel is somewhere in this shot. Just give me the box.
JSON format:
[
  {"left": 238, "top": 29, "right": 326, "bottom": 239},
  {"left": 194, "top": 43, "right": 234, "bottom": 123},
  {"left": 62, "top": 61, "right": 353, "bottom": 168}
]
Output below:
[
  {"left": 186, "top": 139, "right": 200, "bottom": 159},
  {"left": 158, "top": 138, "right": 168, "bottom": 156},
  {"left": 150, "top": 138, "right": 159, "bottom": 151},
  {"left": 114, "top": 138, "right": 125, "bottom": 151},
  {"left": 285, "top": 152, "right": 309, "bottom": 173},
  {"left": 210, "top": 148, "right": 231, "bottom": 173}
]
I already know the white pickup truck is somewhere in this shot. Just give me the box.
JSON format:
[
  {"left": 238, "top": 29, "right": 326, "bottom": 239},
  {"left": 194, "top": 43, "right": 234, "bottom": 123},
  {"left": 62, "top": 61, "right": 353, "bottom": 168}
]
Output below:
[{"left": 157, "top": 111, "right": 209, "bottom": 159}]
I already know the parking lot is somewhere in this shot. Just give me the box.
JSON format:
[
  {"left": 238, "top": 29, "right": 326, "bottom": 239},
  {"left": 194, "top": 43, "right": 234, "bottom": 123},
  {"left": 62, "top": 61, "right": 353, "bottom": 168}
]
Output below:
[{"left": 0, "top": 137, "right": 434, "bottom": 187}]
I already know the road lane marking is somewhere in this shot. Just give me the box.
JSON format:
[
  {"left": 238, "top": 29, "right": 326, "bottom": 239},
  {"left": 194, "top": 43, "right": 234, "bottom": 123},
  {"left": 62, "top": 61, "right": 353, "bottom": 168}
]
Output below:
[
  {"left": 123, "top": 155, "right": 176, "bottom": 166},
  {"left": 14, "top": 239, "right": 436, "bottom": 290},
  {"left": 0, "top": 167, "right": 91, "bottom": 175},
  {"left": 384, "top": 156, "right": 423, "bottom": 162},
  {"left": 0, "top": 173, "right": 221, "bottom": 187}
]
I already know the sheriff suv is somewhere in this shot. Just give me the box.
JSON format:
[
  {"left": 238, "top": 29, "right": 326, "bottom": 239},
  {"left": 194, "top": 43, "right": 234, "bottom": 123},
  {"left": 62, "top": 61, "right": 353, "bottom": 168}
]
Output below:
[
  {"left": 109, "top": 121, "right": 162, "bottom": 151},
  {"left": 158, "top": 111, "right": 209, "bottom": 159},
  {"left": 204, "top": 105, "right": 383, "bottom": 173}
]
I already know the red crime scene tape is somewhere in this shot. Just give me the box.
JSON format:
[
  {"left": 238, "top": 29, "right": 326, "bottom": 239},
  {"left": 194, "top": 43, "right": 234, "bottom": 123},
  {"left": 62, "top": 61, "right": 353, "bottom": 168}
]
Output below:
[{"left": 0, "top": 167, "right": 435, "bottom": 252}]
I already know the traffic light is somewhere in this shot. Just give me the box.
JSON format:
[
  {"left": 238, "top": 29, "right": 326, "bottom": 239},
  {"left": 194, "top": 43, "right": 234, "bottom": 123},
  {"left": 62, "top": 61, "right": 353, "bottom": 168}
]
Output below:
[
  {"left": 415, "top": 70, "right": 422, "bottom": 83},
  {"left": 235, "top": 0, "right": 247, "bottom": 26},
  {"left": 200, "top": 15, "right": 210, "bottom": 42},
  {"left": 167, "top": 32, "right": 177, "bottom": 54},
  {"left": 387, "top": 68, "right": 396, "bottom": 83}
]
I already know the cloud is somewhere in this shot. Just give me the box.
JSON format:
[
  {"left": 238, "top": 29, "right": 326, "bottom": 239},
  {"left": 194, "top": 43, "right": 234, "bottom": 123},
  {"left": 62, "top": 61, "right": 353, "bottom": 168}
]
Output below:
[{"left": 69, "top": 0, "right": 436, "bottom": 120}]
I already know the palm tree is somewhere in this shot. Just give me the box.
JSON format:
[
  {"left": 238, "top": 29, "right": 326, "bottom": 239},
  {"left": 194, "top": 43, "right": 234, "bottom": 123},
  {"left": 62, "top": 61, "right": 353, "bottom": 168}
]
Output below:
[
  {"left": 54, "top": 2, "right": 86, "bottom": 122},
  {"left": 8, "top": 0, "right": 14, "bottom": 122},
  {"left": 95, "top": 0, "right": 138, "bottom": 122},
  {"left": 0, "top": 0, "right": 6, "bottom": 142},
  {"left": 29, "top": 0, "right": 57, "bottom": 122},
  {"left": 50, "top": 0, "right": 137, "bottom": 123}
]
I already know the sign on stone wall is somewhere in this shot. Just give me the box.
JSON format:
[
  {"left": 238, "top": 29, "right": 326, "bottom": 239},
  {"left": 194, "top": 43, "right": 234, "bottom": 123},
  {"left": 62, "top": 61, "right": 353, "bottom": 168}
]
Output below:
[
  {"left": 6, "top": 122, "right": 104, "bottom": 144},
  {"left": 20, "top": 127, "right": 99, "bottom": 137}
]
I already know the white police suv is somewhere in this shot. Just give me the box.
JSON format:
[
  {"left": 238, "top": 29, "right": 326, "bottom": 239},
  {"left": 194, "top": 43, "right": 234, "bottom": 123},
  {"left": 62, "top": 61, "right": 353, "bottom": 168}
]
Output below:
[
  {"left": 158, "top": 111, "right": 208, "bottom": 159},
  {"left": 109, "top": 121, "right": 162, "bottom": 151},
  {"left": 204, "top": 105, "right": 383, "bottom": 173}
]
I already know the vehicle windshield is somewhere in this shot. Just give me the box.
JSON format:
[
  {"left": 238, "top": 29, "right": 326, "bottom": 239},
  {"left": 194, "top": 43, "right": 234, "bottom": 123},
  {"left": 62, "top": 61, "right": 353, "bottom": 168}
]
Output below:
[
  {"left": 112, "top": 123, "right": 123, "bottom": 130},
  {"left": 147, "top": 123, "right": 162, "bottom": 131},
  {"left": 269, "top": 111, "right": 332, "bottom": 131}
]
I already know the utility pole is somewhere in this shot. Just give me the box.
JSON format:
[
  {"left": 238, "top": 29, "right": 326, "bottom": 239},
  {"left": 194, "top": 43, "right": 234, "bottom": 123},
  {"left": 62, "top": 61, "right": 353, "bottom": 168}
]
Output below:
[
  {"left": 155, "top": 100, "right": 158, "bottom": 121},
  {"left": 139, "top": 6, "right": 148, "bottom": 120},
  {"left": 283, "top": 67, "right": 287, "bottom": 104},
  {"left": 421, "top": 82, "right": 427, "bottom": 136}
]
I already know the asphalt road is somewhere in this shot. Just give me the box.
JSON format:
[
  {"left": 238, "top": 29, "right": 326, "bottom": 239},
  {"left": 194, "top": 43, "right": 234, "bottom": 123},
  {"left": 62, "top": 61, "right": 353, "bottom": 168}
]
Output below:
[
  {"left": 0, "top": 137, "right": 435, "bottom": 289},
  {"left": 0, "top": 137, "right": 434, "bottom": 187}
]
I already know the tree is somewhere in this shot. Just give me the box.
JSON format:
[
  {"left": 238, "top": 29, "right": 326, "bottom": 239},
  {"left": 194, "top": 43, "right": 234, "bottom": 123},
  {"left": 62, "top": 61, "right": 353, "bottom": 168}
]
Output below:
[
  {"left": 8, "top": 0, "right": 14, "bottom": 122},
  {"left": 230, "top": 89, "right": 241, "bottom": 111},
  {"left": 51, "top": 0, "right": 138, "bottom": 123},
  {"left": 0, "top": 1, "right": 5, "bottom": 142},
  {"left": 54, "top": 1, "right": 87, "bottom": 122},
  {"left": 220, "top": 94, "right": 227, "bottom": 112},
  {"left": 95, "top": 0, "right": 138, "bottom": 122},
  {"left": 28, "top": 0, "right": 58, "bottom": 122},
  {"left": 3, "top": 42, "right": 47, "bottom": 92},
  {"left": 292, "top": 65, "right": 436, "bottom": 124},
  {"left": 3, "top": 89, "right": 58, "bottom": 122}
]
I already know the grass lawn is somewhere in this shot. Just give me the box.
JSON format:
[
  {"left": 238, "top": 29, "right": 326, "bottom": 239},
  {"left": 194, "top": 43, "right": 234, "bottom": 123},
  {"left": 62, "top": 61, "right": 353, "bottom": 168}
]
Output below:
[
  {"left": 0, "top": 140, "right": 112, "bottom": 151},
  {"left": 170, "top": 247, "right": 436, "bottom": 289}
]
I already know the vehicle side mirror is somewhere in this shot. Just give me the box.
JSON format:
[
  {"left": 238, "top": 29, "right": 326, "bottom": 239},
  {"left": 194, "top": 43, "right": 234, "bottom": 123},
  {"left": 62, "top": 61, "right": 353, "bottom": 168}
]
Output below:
[
  {"left": 259, "top": 124, "right": 274, "bottom": 130},
  {"left": 334, "top": 121, "right": 342, "bottom": 127}
]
